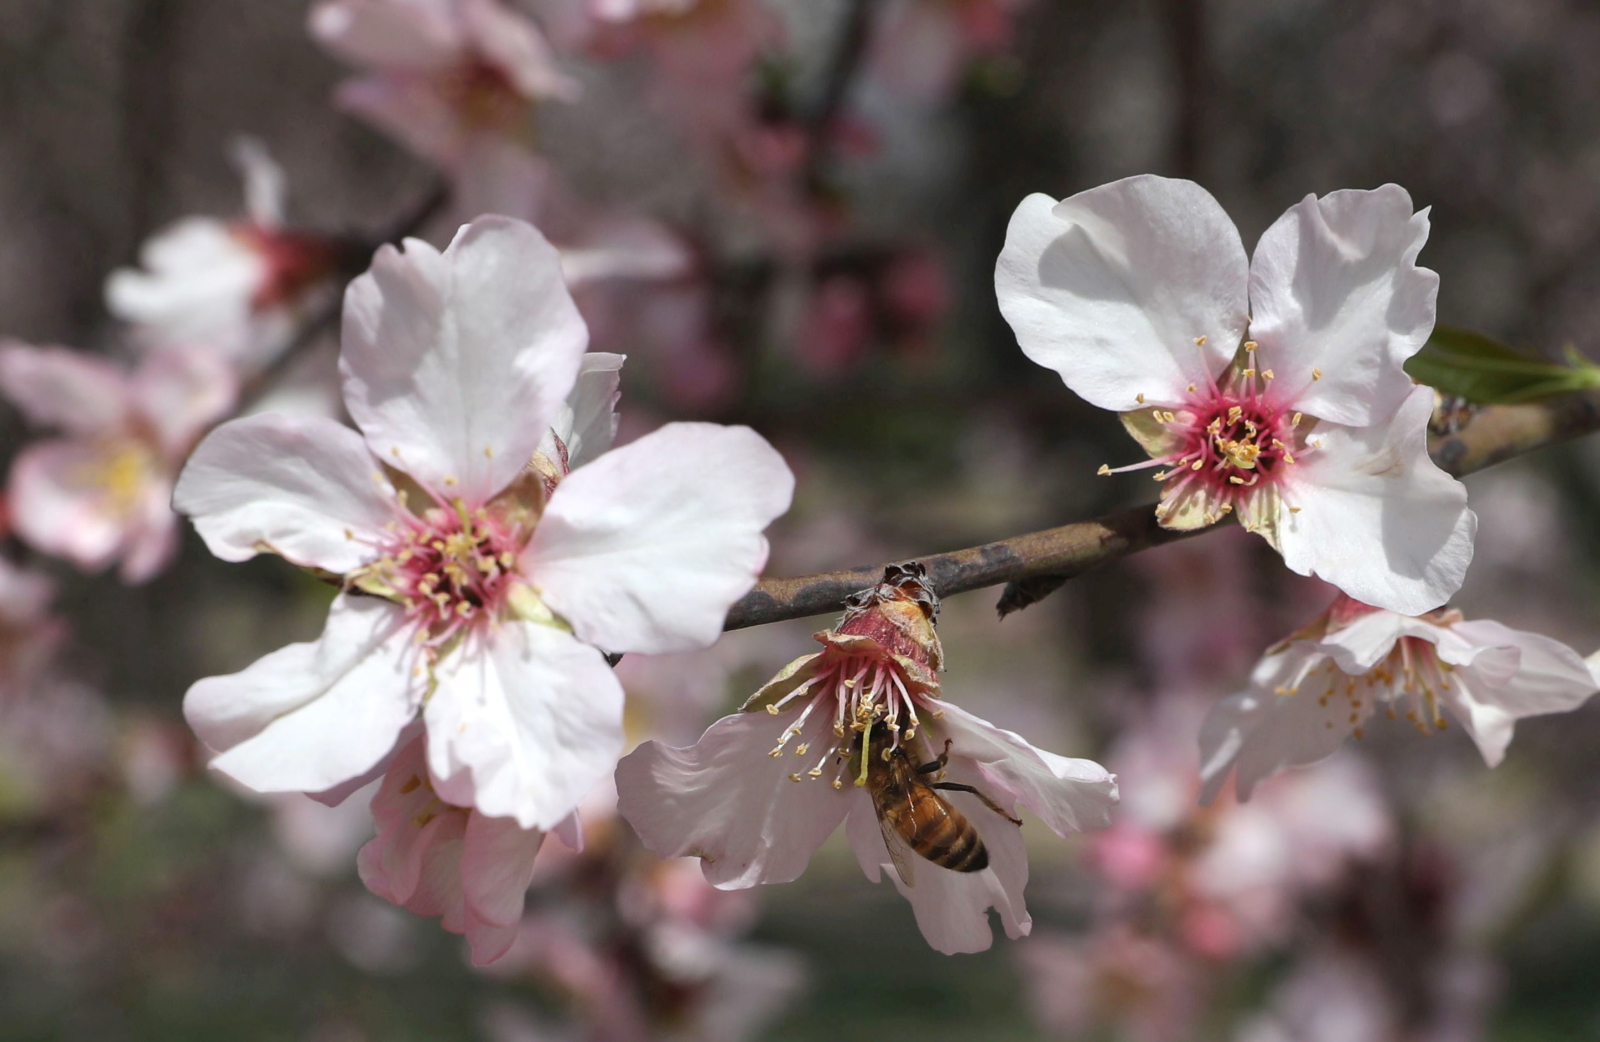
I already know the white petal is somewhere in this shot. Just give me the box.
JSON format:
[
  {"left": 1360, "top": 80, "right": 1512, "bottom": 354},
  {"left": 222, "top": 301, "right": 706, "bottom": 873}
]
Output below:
[
  {"left": 0, "top": 343, "right": 131, "bottom": 434},
  {"left": 527, "top": 423, "right": 793, "bottom": 654},
  {"left": 1438, "top": 673, "right": 1520, "bottom": 768},
  {"left": 614, "top": 706, "right": 851, "bottom": 889},
  {"left": 105, "top": 218, "right": 264, "bottom": 350},
  {"left": 933, "top": 702, "right": 1118, "bottom": 837},
  {"left": 230, "top": 137, "right": 287, "bottom": 229},
  {"left": 1250, "top": 186, "right": 1438, "bottom": 427},
  {"left": 460, "top": 809, "right": 546, "bottom": 965},
  {"left": 174, "top": 413, "right": 396, "bottom": 573},
  {"left": 129, "top": 347, "right": 238, "bottom": 457},
  {"left": 423, "top": 621, "right": 623, "bottom": 831},
  {"left": 844, "top": 756, "right": 1031, "bottom": 954},
  {"left": 541, "top": 351, "right": 624, "bottom": 471},
  {"left": 308, "top": 0, "right": 462, "bottom": 71},
  {"left": 1277, "top": 385, "right": 1475, "bottom": 615},
  {"left": 185, "top": 593, "right": 418, "bottom": 793},
  {"left": 994, "top": 176, "right": 1248, "bottom": 411},
  {"left": 1198, "top": 647, "right": 1358, "bottom": 802},
  {"left": 1449, "top": 619, "right": 1598, "bottom": 716},
  {"left": 340, "top": 217, "right": 588, "bottom": 504},
  {"left": 117, "top": 477, "right": 181, "bottom": 584}
]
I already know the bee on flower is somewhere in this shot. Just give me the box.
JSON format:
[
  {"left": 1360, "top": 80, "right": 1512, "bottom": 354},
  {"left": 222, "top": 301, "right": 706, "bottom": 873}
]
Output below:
[{"left": 617, "top": 563, "right": 1118, "bottom": 954}]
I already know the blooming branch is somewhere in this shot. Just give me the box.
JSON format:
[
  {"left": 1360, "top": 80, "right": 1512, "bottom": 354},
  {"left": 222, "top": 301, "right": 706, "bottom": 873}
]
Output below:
[{"left": 723, "top": 387, "right": 1600, "bottom": 630}]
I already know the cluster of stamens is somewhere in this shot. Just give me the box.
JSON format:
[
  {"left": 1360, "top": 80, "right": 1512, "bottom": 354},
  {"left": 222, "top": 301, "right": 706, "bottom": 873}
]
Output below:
[
  {"left": 1276, "top": 636, "right": 1454, "bottom": 740},
  {"left": 1101, "top": 340, "right": 1327, "bottom": 525},
  {"left": 764, "top": 652, "right": 941, "bottom": 789},
  {"left": 362, "top": 495, "right": 521, "bottom": 648}
]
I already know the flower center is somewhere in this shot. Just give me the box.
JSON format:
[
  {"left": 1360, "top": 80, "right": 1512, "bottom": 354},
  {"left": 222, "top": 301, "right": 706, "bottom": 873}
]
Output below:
[
  {"left": 80, "top": 438, "right": 160, "bottom": 520},
  {"left": 1280, "top": 635, "right": 1454, "bottom": 740},
  {"left": 763, "top": 652, "right": 940, "bottom": 789},
  {"left": 367, "top": 500, "right": 522, "bottom": 644}
]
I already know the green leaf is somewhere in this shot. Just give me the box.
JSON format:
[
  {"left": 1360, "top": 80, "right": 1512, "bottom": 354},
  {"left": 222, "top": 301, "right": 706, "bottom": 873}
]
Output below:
[{"left": 1404, "top": 325, "right": 1600, "bottom": 404}]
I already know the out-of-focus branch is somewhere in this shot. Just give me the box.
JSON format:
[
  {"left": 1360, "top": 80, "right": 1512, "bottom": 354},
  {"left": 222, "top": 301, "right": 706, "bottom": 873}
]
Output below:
[
  {"left": 235, "top": 179, "right": 450, "bottom": 410},
  {"left": 801, "top": 0, "right": 876, "bottom": 193},
  {"left": 723, "top": 389, "right": 1600, "bottom": 630}
]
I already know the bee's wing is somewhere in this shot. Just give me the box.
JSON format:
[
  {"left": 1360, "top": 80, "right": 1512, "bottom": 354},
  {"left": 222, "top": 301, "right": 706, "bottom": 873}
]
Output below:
[{"left": 875, "top": 807, "right": 917, "bottom": 888}]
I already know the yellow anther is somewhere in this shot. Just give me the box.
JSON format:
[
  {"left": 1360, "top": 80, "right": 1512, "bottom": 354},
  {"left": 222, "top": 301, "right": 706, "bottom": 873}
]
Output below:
[
  {"left": 1187, "top": 383, "right": 1197, "bottom": 393},
  {"left": 1291, "top": 412, "right": 1302, "bottom": 427},
  {"left": 1227, "top": 406, "right": 1243, "bottom": 423},
  {"left": 1244, "top": 341, "right": 1257, "bottom": 352},
  {"left": 484, "top": 446, "right": 494, "bottom": 459},
  {"left": 795, "top": 743, "right": 809, "bottom": 756},
  {"left": 1262, "top": 369, "right": 1274, "bottom": 380},
  {"left": 1242, "top": 368, "right": 1256, "bottom": 379},
  {"left": 1312, "top": 368, "right": 1323, "bottom": 381},
  {"left": 1136, "top": 393, "right": 1145, "bottom": 404},
  {"left": 1194, "top": 335, "right": 1207, "bottom": 346},
  {"left": 1191, "top": 459, "right": 1204, "bottom": 470},
  {"left": 832, "top": 778, "right": 843, "bottom": 790},
  {"left": 1097, "top": 464, "right": 1111, "bottom": 476}
]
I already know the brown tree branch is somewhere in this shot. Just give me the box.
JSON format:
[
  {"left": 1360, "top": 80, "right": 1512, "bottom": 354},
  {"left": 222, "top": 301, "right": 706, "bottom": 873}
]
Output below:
[{"left": 723, "top": 389, "right": 1600, "bottom": 630}]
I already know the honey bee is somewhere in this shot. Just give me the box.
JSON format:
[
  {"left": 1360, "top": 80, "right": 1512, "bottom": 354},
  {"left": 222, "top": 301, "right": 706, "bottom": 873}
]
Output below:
[{"left": 864, "top": 735, "right": 1022, "bottom": 885}]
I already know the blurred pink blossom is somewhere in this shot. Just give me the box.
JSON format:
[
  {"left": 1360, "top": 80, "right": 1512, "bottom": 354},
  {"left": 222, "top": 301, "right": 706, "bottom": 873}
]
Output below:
[
  {"left": 310, "top": 0, "right": 579, "bottom": 170},
  {"left": 0, "top": 343, "right": 236, "bottom": 583},
  {"left": 1017, "top": 925, "right": 1206, "bottom": 1042},
  {"left": 106, "top": 140, "right": 342, "bottom": 370}
]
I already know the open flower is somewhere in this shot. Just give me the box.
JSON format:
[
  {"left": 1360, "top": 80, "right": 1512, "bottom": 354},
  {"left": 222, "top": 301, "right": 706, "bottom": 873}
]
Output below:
[
  {"left": 106, "top": 140, "right": 342, "bottom": 369},
  {"left": 616, "top": 563, "right": 1118, "bottom": 954},
  {"left": 995, "top": 175, "right": 1474, "bottom": 615},
  {"left": 0, "top": 343, "right": 236, "bottom": 583},
  {"left": 1199, "top": 595, "right": 1599, "bottom": 801},
  {"left": 310, "top": 0, "right": 579, "bottom": 169},
  {"left": 359, "top": 734, "right": 559, "bottom": 965},
  {"left": 175, "top": 215, "right": 793, "bottom": 831}
]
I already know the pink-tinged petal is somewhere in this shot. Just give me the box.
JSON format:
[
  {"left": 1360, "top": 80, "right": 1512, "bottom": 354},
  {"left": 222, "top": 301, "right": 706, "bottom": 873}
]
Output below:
[
  {"left": 0, "top": 344, "right": 131, "bottom": 434},
  {"left": 527, "top": 422, "right": 793, "bottom": 655},
  {"left": 129, "top": 348, "right": 238, "bottom": 457},
  {"left": 1448, "top": 619, "right": 1598, "bottom": 717},
  {"left": 174, "top": 413, "right": 396, "bottom": 573},
  {"left": 614, "top": 707, "right": 851, "bottom": 889},
  {"left": 460, "top": 809, "right": 546, "bottom": 965},
  {"left": 423, "top": 621, "right": 623, "bottom": 830},
  {"left": 1251, "top": 186, "right": 1438, "bottom": 427},
  {"left": 1197, "top": 649, "right": 1359, "bottom": 803},
  {"left": 8, "top": 439, "right": 135, "bottom": 572},
  {"left": 332, "top": 75, "right": 472, "bottom": 168},
  {"left": 341, "top": 217, "right": 588, "bottom": 504},
  {"left": 1277, "top": 386, "right": 1474, "bottom": 615},
  {"left": 460, "top": 0, "right": 581, "bottom": 101},
  {"left": 117, "top": 480, "right": 181, "bottom": 584},
  {"left": 360, "top": 735, "right": 456, "bottom": 907},
  {"left": 539, "top": 352, "right": 624, "bottom": 472},
  {"left": 994, "top": 176, "right": 1248, "bottom": 411},
  {"left": 932, "top": 702, "right": 1118, "bottom": 837},
  {"left": 843, "top": 756, "right": 1031, "bottom": 955},
  {"left": 308, "top": 0, "right": 462, "bottom": 71},
  {"left": 310, "top": 719, "right": 424, "bottom": 806},
  {"left": 185, "top": 593, "right": 418, "bottom": 793}
]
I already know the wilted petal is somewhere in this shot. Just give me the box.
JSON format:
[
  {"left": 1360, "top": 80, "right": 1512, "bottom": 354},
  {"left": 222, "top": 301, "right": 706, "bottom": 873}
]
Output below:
[
  {"left": 340, "top": 217, "right": 588, "bottom": 504},
  {"left": 1251, "top": 186, "right": 1438, "bottom": 427},
  {"left": 1277, "top": 386, "right": 1474, "bottom": 615},
  {"left": 0, "top": 344, "right": 131, "bottom": 434},
  {"left": 540, "top": 351, "right": 623, "bottom": 471},
  {"left": 174, "top": 413, "right": 396, "bottom": 573},
  {"left": 933, "top": 702, "right": 1118, "bottom": 837},
  {"left": 615, "top": 707, "right": 851, "bottom": 889},
  {"left": 423, "top": 621, "right": 623, "bottom": 830},
  {"left": 843, "top": 755, "right": 1031, "bottom": 954},
  {"left": 528, "top": 422, "right": 793, "bottom": 654},
  {"left": 994, "top": 176, "right": 1248, "bottom": 411},
  {"left": 460, "top": 809, "right": 547, "bottom": 965},
  {"left": 185, "top": 593, "right": 417, "bottom": 793}
]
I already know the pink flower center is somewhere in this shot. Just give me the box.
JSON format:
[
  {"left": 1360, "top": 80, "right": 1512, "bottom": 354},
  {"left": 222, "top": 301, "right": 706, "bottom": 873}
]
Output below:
[
  {"left": 370, "top": 502, "right": 523, "bottom": 644},
  {"left": 763, "top": 652, "right": 939, "bottom": 789},
  {"left": 1281, "top": 634, "right": 1456, "bottom": 740}
]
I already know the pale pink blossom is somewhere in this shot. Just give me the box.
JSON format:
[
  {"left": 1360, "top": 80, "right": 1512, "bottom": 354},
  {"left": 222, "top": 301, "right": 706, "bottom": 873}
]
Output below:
[
  {"left": 176, "top": 216, "right": 793, "bottom": 832},
  {"left": 870, "top": 0, "right": 1030, "bottom": 103},
  {"left": 106, "top": 140, "right": 341, "bottom": 369},
  {"left": 1016, "top": 926, "right": 1206, "bottom": 1042},
  {"left": 1200, "top": 595, "right": 1599, "bottom": 801},
  {"left": 309, "top": 0, "right": 579, "bottom": 169},
  {"left": 0, "top": 344, "right": 237, "bottom": 583},
  {"left": 996, "top": 175, "right": 1475, "bottom": 615},
  {"left": 359, "top": 734, "right": 554, "bottom": 965},
  {"left": 617, "top": 564, "right": 1117, "bottom": 954}
]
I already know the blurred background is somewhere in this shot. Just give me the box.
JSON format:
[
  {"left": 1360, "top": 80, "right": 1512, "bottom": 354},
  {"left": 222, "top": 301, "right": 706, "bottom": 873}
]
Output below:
[{"left": 3, "top": 0, "right": 1600, "bottom": 1038}]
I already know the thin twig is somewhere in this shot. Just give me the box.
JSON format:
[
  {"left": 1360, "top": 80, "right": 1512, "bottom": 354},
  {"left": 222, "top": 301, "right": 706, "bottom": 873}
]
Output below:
[
  {"left": 801, "top": 0, "right": 877, "bottom": 193},
  {"left": 723, "top": 388, "right": 1600, "bottom": 630}
]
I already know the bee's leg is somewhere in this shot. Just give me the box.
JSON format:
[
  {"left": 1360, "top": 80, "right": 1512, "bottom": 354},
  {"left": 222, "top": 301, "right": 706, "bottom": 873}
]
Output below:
[
  {"left": 931, "top": 782, "right": 1023, "bottom": 826},
  {"left": 916, "top": 738, "right": 954, "bottom": 776}
]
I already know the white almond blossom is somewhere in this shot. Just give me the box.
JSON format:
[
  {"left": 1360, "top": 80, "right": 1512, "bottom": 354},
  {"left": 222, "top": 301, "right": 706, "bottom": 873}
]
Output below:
[
  {"left": 174, "top": 215, "right": 793, "bottom": 831},
  {"left": 1199, "top": 595, "right": 1599, "bottom": 801},
  {"left": 616, "top": 564, "right": 1118, "bottom": 955},
  {"left": 995, "top": 174, "right": 1474, "bottom": 615},
  {"left": 106, "top": 139, "right": 339, "bottom": 369}
]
